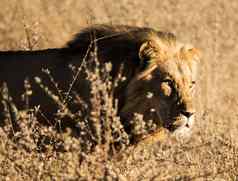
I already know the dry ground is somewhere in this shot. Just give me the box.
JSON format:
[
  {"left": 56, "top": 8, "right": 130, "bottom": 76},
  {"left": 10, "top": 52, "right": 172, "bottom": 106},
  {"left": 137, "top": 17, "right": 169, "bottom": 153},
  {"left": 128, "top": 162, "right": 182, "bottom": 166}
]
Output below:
[{"left": 0, "top": 0, "right": 238, "bottom": 180}]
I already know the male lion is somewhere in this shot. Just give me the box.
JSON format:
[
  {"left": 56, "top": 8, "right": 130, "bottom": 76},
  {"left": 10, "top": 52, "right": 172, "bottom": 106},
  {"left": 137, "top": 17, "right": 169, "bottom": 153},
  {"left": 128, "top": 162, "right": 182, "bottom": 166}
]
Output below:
[{"left": 0, "top": 25, "right": 199, "bottom": 143}]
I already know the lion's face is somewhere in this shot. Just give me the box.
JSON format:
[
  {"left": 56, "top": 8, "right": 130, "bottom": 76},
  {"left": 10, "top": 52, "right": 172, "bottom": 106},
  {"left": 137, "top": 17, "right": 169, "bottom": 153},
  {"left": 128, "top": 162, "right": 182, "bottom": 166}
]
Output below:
[{"left": 120, "top": 35, "right": 199, "bottom": 141}]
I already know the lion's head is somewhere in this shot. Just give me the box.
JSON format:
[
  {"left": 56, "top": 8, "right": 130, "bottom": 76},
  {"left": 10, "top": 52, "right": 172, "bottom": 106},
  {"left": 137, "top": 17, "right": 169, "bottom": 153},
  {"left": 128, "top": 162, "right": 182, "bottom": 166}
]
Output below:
[{"left": 117, "top": 31, "right": 200, "bottom": 141}]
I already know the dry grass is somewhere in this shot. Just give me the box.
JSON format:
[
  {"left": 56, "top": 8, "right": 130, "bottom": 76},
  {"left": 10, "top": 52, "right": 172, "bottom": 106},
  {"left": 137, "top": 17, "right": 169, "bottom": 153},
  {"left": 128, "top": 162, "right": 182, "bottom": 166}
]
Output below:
[{"left": 0, "top": 0, "right": 238, "bottom": 180}]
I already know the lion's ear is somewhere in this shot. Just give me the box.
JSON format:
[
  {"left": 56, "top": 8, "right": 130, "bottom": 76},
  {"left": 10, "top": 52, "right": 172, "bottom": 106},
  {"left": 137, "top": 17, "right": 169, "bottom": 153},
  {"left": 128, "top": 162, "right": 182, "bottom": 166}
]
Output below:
[
  {"left": 139, "top": 40, "right": 164, "bottom": 68},
  {"left": 188, "top": 48, "right": 201, "bottom": 61},
  {"left": 180, "top": 47, "right": 201, "bottom": 62},
  {"left": 139, "top": 41, "right": 158, "bottom": 61}
]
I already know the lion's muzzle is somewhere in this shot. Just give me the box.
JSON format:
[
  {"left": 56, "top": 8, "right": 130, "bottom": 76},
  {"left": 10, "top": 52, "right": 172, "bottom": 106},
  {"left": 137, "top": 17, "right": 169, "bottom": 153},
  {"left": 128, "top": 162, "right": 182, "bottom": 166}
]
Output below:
[{"left": 171, "top": 112, "right": 195, "bottom": 142}]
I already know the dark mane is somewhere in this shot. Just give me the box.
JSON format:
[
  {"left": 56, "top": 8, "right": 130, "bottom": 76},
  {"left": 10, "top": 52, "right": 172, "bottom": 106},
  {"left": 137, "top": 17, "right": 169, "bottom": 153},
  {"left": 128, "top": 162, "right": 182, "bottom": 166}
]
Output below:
[
  {"left": 64, "top": 25, "right": 175, "bottom": 78},
  {"left": 67, "top": 25, "right": 156, "bottom": 52}
]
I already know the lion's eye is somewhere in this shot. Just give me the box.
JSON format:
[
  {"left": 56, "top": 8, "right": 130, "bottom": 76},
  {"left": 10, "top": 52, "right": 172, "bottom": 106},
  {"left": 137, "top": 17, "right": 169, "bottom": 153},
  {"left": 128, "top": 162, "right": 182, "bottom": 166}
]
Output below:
[
  {"left": 190, "top": 81, "right": 196, "bottom": 89},
  {"left": 160, "top": 81, "right": 172, "bottom": 97}
]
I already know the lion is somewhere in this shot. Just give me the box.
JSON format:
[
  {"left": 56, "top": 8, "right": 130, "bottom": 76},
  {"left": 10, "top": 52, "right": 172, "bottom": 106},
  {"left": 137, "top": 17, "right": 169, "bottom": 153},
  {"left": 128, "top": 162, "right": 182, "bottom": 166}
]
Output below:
[{"left": 0, "top": 25, "right": 199, "bottom": 143}]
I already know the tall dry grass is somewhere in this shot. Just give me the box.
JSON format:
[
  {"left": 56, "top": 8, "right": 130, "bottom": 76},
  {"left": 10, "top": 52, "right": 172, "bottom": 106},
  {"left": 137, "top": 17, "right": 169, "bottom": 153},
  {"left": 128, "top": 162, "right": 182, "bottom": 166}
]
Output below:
[{"left": 0, "top": 0, "right": 238, "bottom": 180}]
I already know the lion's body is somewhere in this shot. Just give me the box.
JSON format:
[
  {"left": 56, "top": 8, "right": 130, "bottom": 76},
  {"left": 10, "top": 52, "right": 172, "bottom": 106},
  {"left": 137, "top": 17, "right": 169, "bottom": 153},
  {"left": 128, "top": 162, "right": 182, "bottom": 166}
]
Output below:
[
  {"left": 0, "top": 25, "right": 199, "bottom": 142},
  {"left": 0, "top": 49, "right": 74, "bottom": 113}
]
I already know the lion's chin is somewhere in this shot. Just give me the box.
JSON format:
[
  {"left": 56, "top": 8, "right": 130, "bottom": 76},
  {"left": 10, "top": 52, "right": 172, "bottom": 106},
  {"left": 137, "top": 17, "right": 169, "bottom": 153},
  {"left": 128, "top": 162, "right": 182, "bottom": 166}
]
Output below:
[{"left": 170, "top": 115, "right": 194, "bottom": 142}]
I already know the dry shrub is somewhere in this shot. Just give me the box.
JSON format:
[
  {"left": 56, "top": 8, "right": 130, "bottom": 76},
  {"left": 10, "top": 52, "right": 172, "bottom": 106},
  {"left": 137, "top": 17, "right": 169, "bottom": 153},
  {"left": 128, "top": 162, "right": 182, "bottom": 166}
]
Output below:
[
  {"left": 1, "top": 34, "right": 238, "bottom": 181},
  {"left": 0, "top": 42, "right": 142, "bottom": 179},
  {"left": 1, "top": 1, "right": 238, "bottom": 179}
]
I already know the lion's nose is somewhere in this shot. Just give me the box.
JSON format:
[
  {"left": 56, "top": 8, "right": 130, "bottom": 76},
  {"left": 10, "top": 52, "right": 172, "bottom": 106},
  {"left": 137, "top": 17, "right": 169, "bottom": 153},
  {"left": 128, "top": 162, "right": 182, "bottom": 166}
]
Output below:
[{"left": 181, "top": 111, "right": 194, "bottom": 118}]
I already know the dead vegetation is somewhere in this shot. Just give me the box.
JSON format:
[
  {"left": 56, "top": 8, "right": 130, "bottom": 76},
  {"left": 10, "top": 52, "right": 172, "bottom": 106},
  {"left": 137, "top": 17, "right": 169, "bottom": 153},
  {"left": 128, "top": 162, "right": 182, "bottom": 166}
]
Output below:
[{"left": 0, "top": 0, "right": 238, "bottom": 180}]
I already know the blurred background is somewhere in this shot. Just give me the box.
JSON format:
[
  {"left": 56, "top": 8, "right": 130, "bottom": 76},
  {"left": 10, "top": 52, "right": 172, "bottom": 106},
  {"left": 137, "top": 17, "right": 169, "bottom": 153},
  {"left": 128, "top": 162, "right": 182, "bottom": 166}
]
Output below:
[{"left": 0, "top": 0, "right": 237, "bottom": 179}]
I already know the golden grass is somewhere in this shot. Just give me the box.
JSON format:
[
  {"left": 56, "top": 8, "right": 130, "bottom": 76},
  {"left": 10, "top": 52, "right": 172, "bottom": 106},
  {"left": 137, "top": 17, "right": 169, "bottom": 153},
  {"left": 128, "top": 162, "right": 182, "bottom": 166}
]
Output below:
[{"left": 0, "top": 0, "right": 238, "bottom": 180}]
